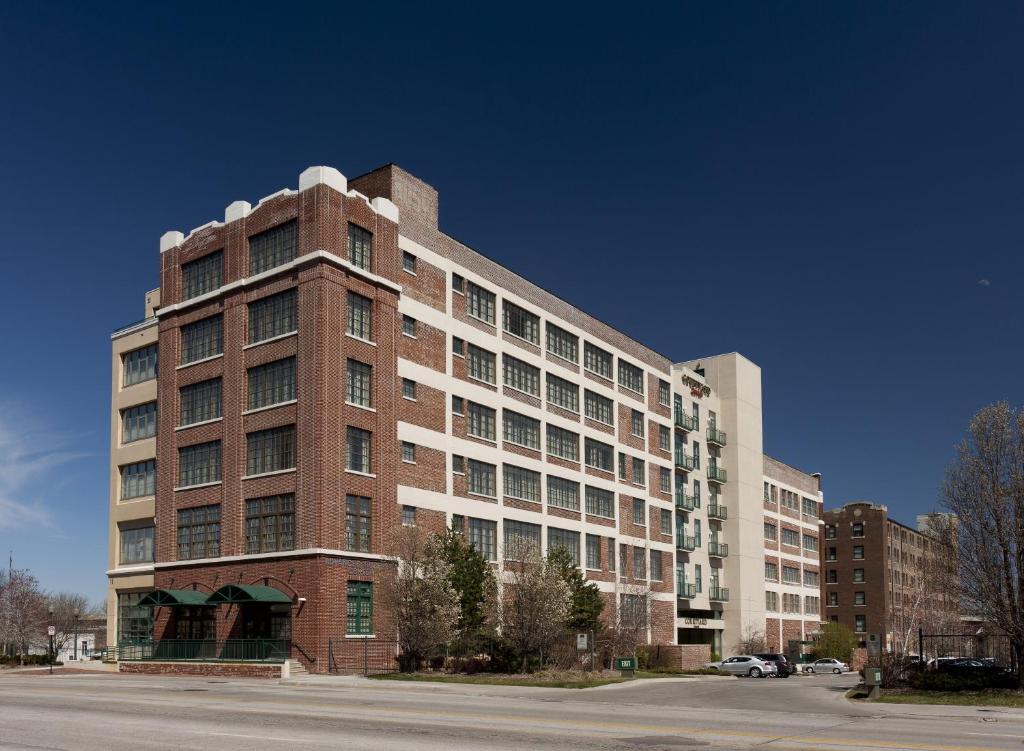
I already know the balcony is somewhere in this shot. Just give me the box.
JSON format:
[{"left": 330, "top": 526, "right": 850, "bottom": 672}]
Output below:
[
  {"left": 675, "top": 451, "right": 694, "bottom": 471},
  {"left": 674, "top": 411, "right": 698, "bottom": 432},
  {"left": 706, "top": 427, "right": 727, "bottom": 446},
  {"left": 707, "top": 466, "right": 727, "bottom": 484},
  {"left": 675, "top": 578, "right": 697, "bottom": 599},
  {"left": 676, "top": 534, "right": 696, "bottom": 552},
  {"left": 707, "top": 503, "right": 728, "bottom": 520},
  {"left": 708, "top": 541, "right": 729, "bottom": 557},
  {"left": 675, "top": 492, "right": 695, "bottom": 512},
  {"left": 709, "top": 586, "right": 730, "bottom": 602}
]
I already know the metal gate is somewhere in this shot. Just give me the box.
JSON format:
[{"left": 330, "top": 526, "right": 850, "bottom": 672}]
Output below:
[{"left": 328, "top": 638, "right": 400, "bottom": 675}]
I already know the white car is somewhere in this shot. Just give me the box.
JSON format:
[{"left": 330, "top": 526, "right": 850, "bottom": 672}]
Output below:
[
  {"left": 803, "top": 658, "right": 850, "bottom": 674},
  {"left": 705, "top": 655, "right": 778, "bottom": 678}
]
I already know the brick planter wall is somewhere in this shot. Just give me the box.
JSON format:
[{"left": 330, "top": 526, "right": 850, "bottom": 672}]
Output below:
[{"left": 119, "top": 661, "right": 282, "bottom": 678}]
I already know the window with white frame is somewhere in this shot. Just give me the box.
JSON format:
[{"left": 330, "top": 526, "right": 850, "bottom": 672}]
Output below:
[
  {"left": 468, "top": 459, "right": 496, "bottom": 497},
  {"left": 503, "top": 410, "right": 540, "bottom": 449},
  {"left": 803, "top": 534, "right": 818, "bottom": 552},
  {"left": 503, "top": 465, "right": 540, "bottom": 501},
  {"left": 765, "top": 591, "right": 779, "bottom": 611},
  {"left": 401, "top": 441, "right": 416, "bottom": 463},
  {"left": 546, "top": 373, "right": 579, "bottom": 412},
  {"left": 547, "top": 476, "right": 580, "bottom": 510},
  {"left": 546, "top": 424, "right": 579, "bottom": 461},
  {"left": 583, "top": 342, "right": 612, "bottom": 378},
  {"left": 765, "top": 561, "right": 779, "bottom": 581},
  {"left": 585, "top": 485, "right": 614, "bottom": 517},
  {"left": 502, "top": 301, "right": 539, "bottom": 343},
  {"left": 804, "top": 570, "right": 820, "bottom": 587},
  {"left": 782, "top": 565, "right": 801, "bottom": 584},
  {"left": 618, "top": 360, "right": 644, "bottom": 393},
  {"left": 764, "top": 522, "right": 777, "bottom": 541},
  {"left": 402, "top": 251, "right": 417, "bottom": 273},
  {"left": 584, "top": 438, "right": 613, "bottom": 472},
  {"left": 546, "top": 323, "right": 578, "bottom": 362},
  {"left": 121, "top": 460, "right": 156, "bottom": 499},
  {"left": 467, "top": 282, "right": 496, "bottom": 324},
  {"left": 782, "top": 528, "right": 800, "bottom": 547},
  {"left": 122, "top": 402, "right": 157, "bottom": 443},
  {"left": 503, "top": 354, "right": 540, "bottom": 395},
  {"left": 584, "top": 389, "right": 614, "bottom": 425},
  {"left": 467, "top": 344, "right": 496, "bottom": 384},
  {"left": 402, "top": 315, "right": 417, "bottom": 337},
  {"left": 467, "top": 402, "right": 496, "bottom": 441}
]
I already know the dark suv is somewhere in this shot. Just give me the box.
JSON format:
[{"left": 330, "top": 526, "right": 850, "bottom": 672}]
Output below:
[{"left": 754, "top": 653, "right": 794, "bottom": 677}]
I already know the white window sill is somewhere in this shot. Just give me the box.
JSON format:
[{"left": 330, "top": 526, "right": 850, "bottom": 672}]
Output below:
[
  {"left": 402, "top": 332, "right": 418, "bottom": 339},
  {"left": 583, "top": 366, "right": 612, "bottom": 381},
  {"left": 345, "top": 334, "right": 377, "bottom": 347},
  {"left": 468, "top": 492, "right": 498, "bottom": 501},
  {"left": 402, "top": 396, "right": 417, "bottom": 402},
  {"left": 620, "top": 385, "right": 645, "bottom": 398},
  {"left": 402, "top": 459, "right": 417, "bottom": 465},
  {"left": 504, "top": 494, "right": 540, "bottom": 504},
  {"left": 174, "top": 481, "right": 222, "bottom": 492},
  {"left": 547, "top": 352, "right": 579, "bottom": 367},
  {"left": 119, "top": 495, "right": 155, "bottom": 504},
  {"left": 467, "top": 435, "right": 498, "bottom": 446},
  {"left": 548, "top": 404, "right": 581, "bottom": 415},
  {"left": 466, "top": 313, "right": 496, "bottom": 328},
  {"left": 467, "top": 375, "right": 497, "bottom": 388},
  {"left": 176, "top": 353, "right": 223, "bottom": 370},
  {"left": 503, "top": 440, "right": 540, "bottom": 452},
  {"left": 345, "top": 634, "right": 377, "bottom": 640},
  {"left": 243, "top": 399, "right": 298, "bottom": 415},
  {"left": 346, "top": 401, "right": 376, "bottom": 413},
  {"left": 503, "top": 384, "right": 541, "bottom": 400},
  {"left": 402, "top": 268, "right": 417, "bottom": 277},
  {"left": 345, "top": 469, "right": 377, "bottom": 479},
  {"left": 503, "top": 330, "right": 541, "bottom": 348},
  {"left": 243, "top": 468, "right": 296, "bottom": 480},
  {"left": 243, "top": 331, "right": 297, "bottom": 350},
  {"left": 175, "top": 417, "right": 223, "bottom": 431}
]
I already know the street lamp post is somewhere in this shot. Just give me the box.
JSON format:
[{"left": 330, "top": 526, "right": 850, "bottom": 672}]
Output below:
[
  {"left": 73, "top": 611, "right": 80, "bottom": 661},
  {"left": 47, "top": 608, "right": 54, "bottom": 675}
]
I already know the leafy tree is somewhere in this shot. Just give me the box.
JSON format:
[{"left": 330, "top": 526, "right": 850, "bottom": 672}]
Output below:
[
  {"left": 547, "top": 545, "right": 604, "bottom": 633},
  {"left": 436, "top": 529, "right": 497, "bottom": 651},
  {"left": 813, "top": 622, "right": 859, "bottom": 664}
]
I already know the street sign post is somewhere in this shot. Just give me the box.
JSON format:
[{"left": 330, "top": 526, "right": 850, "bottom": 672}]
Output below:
[
  {"left": 615, "top": 656, "right": 637, "bottom": 677},
  {"left": 47, "top": 625, "right": 55, "bottom": 675},
  {"left": 576, "top": 633, "right": 588, "bottom": 650}
]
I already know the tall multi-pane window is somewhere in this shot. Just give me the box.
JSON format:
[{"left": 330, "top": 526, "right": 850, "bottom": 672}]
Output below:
[
  {"left": 503, "top": 465, "right": 540, "bottom": 501},
  {"left": 618, "top": 360, "right": 644, "bottom": 393},
  {"left": 402, "top": 251, "right": 417, "bottom": 273},
  {"left": 803, "top": 534, "right": 819, "bottom": 552},
  {"left": 659, "top": 425, "right": 671, "bottom": 451},
  {"left": 584, "top": 390, "right": 614, "bottom": 425},
  {"left": 782, "top": 565, "right": 801, "bottom": 584},
  {"left": 503, "top": 355, "right": 540, "bottom": 395},
  {"left": 123, "top": 344, "right": 158, "bottom": 386},
  {"left": 347, "top": 292, "right": 373, "bottom": 340},
  {"left": 854, "top": 615, "right": 867, "bottom": 633},
  {"left": 467, "top": 402, "right": 496, "bottom": 441},
  {"left": 346, "top": 495, "right": 372, "bottom": 552},
  {"left": 782, "top": 528, "right": 800, "bottom": 547},
  {"left": 247, "top": 425, "right": 296, "bottom": 475},
  {"left": 631, "top": 410, "right": 645, "bottom": 437},
  {"left": 503, "top": 520, "right": 541, "bottom": 557},
  {"left": 347, "top": 223, "right": 372, "bottom": 271},
  {"left": 181, "top": 251, "right": 223, "bottom": 300},
  {"left": 468, "top": 459, "right": 497, "bottom": 497},
  {"left": 633, "top": 547, "right": 647, "bottom": 579},
  {"left": 346, "top": 582, "right": 373, "bottom": 634},
  {"left": 584, "top": 438, "right": 613, "bottom": 472},
  {"left": 547, "top": 476, "right": 580, "bottom": 510},
  {"left": 451, "top": 273, "right": 464, "bottom": 293},
  {"left": 660, "top": 466, "right": 671, "bottom": 493},
  {"left": 402, "top": 505, "right": 417, "bottom": 526},
  {"left": 583, "top": 342, "right": 612, "bottom": 378},
  {"left": 179, "top": 378, "right": 222, "bottom": 426},
  {"left": 118, "top": 592, "right": 153, "bottom": 642},
  {"left": 585, "top": 485, "right": 614, "bottom": 517},
  {"left": 248, "top": 289, "right": 298, "bottom": 344},
  {"left": 347, "top": 359, "right": 373, "bottom": 407},
  {"left": 548, "top": 528, "right": 580, "bottom": 565},
  {"left": 466, "top": 282, "right": 496, "bottom": 324},
  {"left": 650, "top": 550, "right": 663, "bottom": 581},
  {"left": 608, "top": 539, "right": 616, "bottom": 571},
  {"left": 765, "top": 562, "right": 779, "bottom": 581},
  {"left": 402, "top": 315, "right": 417, "bottom": 337},
  {"left": 804, "top": 570, "right": 820, "bottom": 587},
  {"left": 764, "top": 522, "right": 777, "bottom": 541},
  {"left": 765, "top": 591, "right": 779, "bottom": 611},
  {"left": 805, "top": 596, "right": 820, "bottom": 615},
  {"left": 468, "top": 518, "right": 497, "bottom": 561},
  {"left": 503, "top": 410, "right": 540, "bottom": 449},
  {"left": 249, "top": 221, "right": 297, "bottom": 275},
  {"left": 658, "top": 379, "right": 670, "bottom": 406},
  {"left": 586, "top": 534, "right": 601, "bottom": 569},
  {"left": 546, "top": 374, "right": 579, "bottom": 412},
  {"left": 178, "top": 441, "right": 221, "bottom": 487},
  {"left": 177, "top": 504, "right": 220, "bottom": 560},
  {"left": 502, "top": 301, "right": 539, "bottom": 343},
  {"left": 122, "top": 402, "right": 157, "bottom": 443},
  {"left": 402, "top": 379, "right": 416, "bottom": 400},
  {"left": 120, "top": 526, "right": 154, "bottom": 564},
  {"left": 632, "top": 498, "right": 645, "bottom": 525},
  {"left": 660, "top": 508, "right": 672, "bottom": 534},
  {"left": 401, "top": 441, "right": 416, "bottom": 463},
  {"left": 346, "top": 426, "right": 372, "bottom": 473},
  {"left": 546, "top": 323, "right": 578, "bottom": 362},
  {"left": 247, "top": 357, "right": 296, "bottom": 410},
  {"left": 121, "top": 460, "right": 156, "bottom": 499},
  {"left": 546, "top": 425, "right": 579, "bottom": 461},
  {"left": 632, "top": 457, "right": 645, "bottom": 486},
  {"left": 181, "top": 315, "right": 223, "bottom": 364},
  {"left": 802, "top": 497, "right": 818, "bottom": 517},
  {"left": 245, "top": 494, "right": 295, "bottom": 554},
  {"left": 467, "top": 344, "right": 496, "bottom": 383}
]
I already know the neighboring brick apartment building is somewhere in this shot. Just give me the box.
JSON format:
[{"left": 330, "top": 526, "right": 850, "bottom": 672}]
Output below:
[{"left": 105, "top": 163, "right": 823, "bottom": 672}]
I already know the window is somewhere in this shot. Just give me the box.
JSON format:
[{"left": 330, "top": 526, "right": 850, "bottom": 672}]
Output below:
[
  {"left": 546, "top": 374, "right": 579, "bottom": 412},
  {"left": 467, "top": 282, "right": 496, "bottom": 324},
  {"left": 122, "top": 402, "right": 157, "bottom": 443},
  {"left": 468, "top": 459, "right": 497, "bottom": 497},
  {"left": 121, "top": 460, "right": 156, "bottom": 499},
  {"left": 118, "top": 592, "right": 153, "bottom": 642},
  {"left": 827, "top": 569, "right": 838, "bottom": 584},
  {"left": 660, "top": 508, "right": 672, "bottom": 535},
  {"left": 402, "top": 505, "right": 417, "bottom": 527},
  {"left": 468, "top": 518, "right": 497, "bottom": 561},
  {"left": 632, "top": 498, "right": 645, "bottom": 525},
  {"left": 248, "top": 289, "right": 297, "bottom": 344},
  {"left": 692, "top": 479, "right": 702, "bottom": 507},
  {"left": 452, "top": 273, "right": 464, "bottom": 293},
  {"left": 467, "top": 402, "right": 496, "bottom": 441},
  {"left": 584, "top": 390, "right": 614, "bottom": 425},
  {"left": 346, "top": 426, "right": 371, "bottom": 474},
  {"left": 178, "top": 441, "right": 221, "bottom": 487},
  {"left": 504, "top": 465, "right": 541, "bottom": 501},
  {"left": 347, "top": 223, "right": 372, "bottom": 270},
  {"left": 502, "top": 301, "right": 539, "bottom": 343},
  {"left": 344, "top": 359, "right": 372, "bottom": 407},
  {"left": 658, "top": 380, "right": 670, "bottom": 406},
  {"left": 827, "top": 546, "right": 837, "bottom": 561},
  {"left": 631, "top": 410, "right": 645, "bottom": 437},
  {"left": 244, "top": 361, "right": 296, "bottom": 415},
  {"left": 177, "top": 504, "right": 220, "bottom": 560},
  {"left": 764, "top": 562, "right": 779, "bottom": 581},
  {"left": 852, "top": 522, "right": 864, "bottom": 537},
  {"left": 853, "top": 568, "right": 865, "bottom": 582},
  {"left": 618, "top": 360, "right": 644, "bottom": 393},
  {"left": 783, "top": 593, "right": 802, "bottom": 614},
  {"left": 804, "top": 570, "right": 820, "bottom": 587},
  {"left": 503, "top": 410, "right": 540, "bottom": 449},
  {"left": 249, "top": 221, "right": 296, "bottom": 275},
  {"left": 693, "top": 518, "right": 702, "bottom": 546},
  {"left": 452, "top": 455, "right": 464, "bottom": 474},
  {"left": 854, "top": 591, "right": 866, "bottom": 606},
  {"left": 633, "top": 546, "right": 647, "bottom": 579},
  {"left": 402, "top": 315, "right": 417, "bottom": 337},
  {"left": 825, "top": 524, "right": 837, "bottom": 539},
  {"left": 632, "top": 457, "right": 645, "bottom": 486},
  {"left": 120, "top": 525, "right": 154, "bottom": 564},
  {"left": 546, "top": 323, "right": 578, "bottom": 362},
  {"left": 782, "top": 565, "right": 800, "bottom": 584},
  {"left": 695, "top": 564, "right": 703, "bottom": 593},
  {"left": 548, "top": 527, "right": 580, "bottom": 565},
  {"left": 179, "top": 378, "right": 222, "bottom": 426},
  {"left": 243, "top": 426, "right": 294, "bottom": 477},
  {"left": 583, "top": 342, "right": 612, "bottom": 378},
  {"left": 586, "top": 534, "right": 601, "bottom": 569},
  {"left": 854, "top": 615, "right": 866, "bottom": 633},
  {"left": 764, "top": 522, "right": 777, "bottom": 541},
  {"left": 692, "top": 442, "right": 701, "bottom": 469},
  {"left": 584, "top": 438, "right": 613, "bottom": 472},
  {"left": 346, "top": 495, "right": 372, "bottom": 552},
  {"left": 181, "top": 251, "right": 223, "bottom": 300},
  {"left": 608, "top": 538, "right": 616, "bottom": 571},
  {"left": 766, "top": 591, "right": 779, "bottom": 611},
  {"left": 401, "top": 441, "right": 416, "bottom": 463},
  {"left": 402, "top": 251, "right": 417, "bottom": 273},
  {"left": 346, "top": 581, "right": 373, "bottom": 635},
  {"left": 546, "top": 425, "right": 579, "bottom": 461},
  {"left": 467, "top": 344, "right": 496, "bottom": 384},
  {"left": 618, "top": 452, "right": 628, "bottom": 481},
  {"left": 347, "top": 292, "right": 373, "bottom": 340},
  {"left": 547, "top": 476, "right": 580, "bottom": 510},
  {"left": 660, "top": 466, "right": 671, "bottom": 493},
  {"left": 181, "top": 315, "right": 223, "bottom": 364},
  {"left": 853, "top": 545, "right": 865, "bottom": 560},
  {"left": 451, "top": 336, "right": 464, "bottom": 356},
  {"left": 585, "top": 485, "right": 614, "bottom": 517},
  {"left": 805, "top": 596, "right": 820, "bottom": 615},
  {"left": 802, "top": 497, "right": 818, "bottom": 517},
  {"left": 402, "top": 378, "right": 416, "bottom": 401},
  {"left": 503, "top": 355, "right": 540, "bottom": 395},
  {"left": 245, "top": 494, "right": 295, "bottom": 553},
  {"left": 659, "top": 425, "right": 670, "bottom": 451},
  {"left": 123, "top": 344, "right": 158, "bottom": 386},
  {"left": 451, "top": 395, "right": 464, "bottom": 415},
  {"left": 803, "top": 534, "right": 818, "bottom": 552},
  {"left": 504, "top": 520, "right": 541, "bottom": 557},
  {"left": 828, "top": 591, "right": 839, "bottom": 607},
  {"left": 782, "top": 528, "right": 800, "bottom": 547}
]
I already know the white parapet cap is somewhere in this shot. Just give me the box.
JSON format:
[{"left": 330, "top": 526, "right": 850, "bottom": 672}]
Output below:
[{"left": 160, "top": 166, "right": 399, "bottom": 253}]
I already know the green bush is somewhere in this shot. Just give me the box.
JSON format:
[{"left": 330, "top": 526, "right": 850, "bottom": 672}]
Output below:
[{"left": 908, "top": 670, "right": 1017, "bottom": 692}]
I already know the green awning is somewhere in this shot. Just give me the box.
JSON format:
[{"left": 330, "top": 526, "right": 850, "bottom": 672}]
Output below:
[
  {"left": 206, "top": 584, "right": 292, "bottom": 604},
  {"left": 137, "top": 589, "right": 212, "bottom": 607}
]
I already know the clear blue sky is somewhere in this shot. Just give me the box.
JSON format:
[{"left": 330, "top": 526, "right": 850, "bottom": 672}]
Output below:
[{"left": 1, "top": 2, "right": 1021, "bottom": 604}]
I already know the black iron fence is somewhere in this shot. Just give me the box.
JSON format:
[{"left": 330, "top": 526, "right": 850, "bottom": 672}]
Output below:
[
  {"left": 918, "top": 629, "right": 1017, "bottom": 671},
  {"left": 116, "top": 638, "right": 290, "bottom": 662},
  {"left": 328, "top": 639, "right": 400, "bottom": 675}
]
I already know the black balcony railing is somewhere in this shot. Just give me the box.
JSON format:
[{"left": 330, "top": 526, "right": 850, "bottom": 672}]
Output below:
[{"left": 116, "top": 638, "right": 290, "bottom": 662}]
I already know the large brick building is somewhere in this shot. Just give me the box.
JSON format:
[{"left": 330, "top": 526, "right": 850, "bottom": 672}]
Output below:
[{"left": 106, "top": 164, "right": 824, "bottom": 671}]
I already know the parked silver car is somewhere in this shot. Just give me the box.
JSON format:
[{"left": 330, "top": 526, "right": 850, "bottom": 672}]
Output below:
[
  {"left": 706, "top": 655, "right": 778, "bottom": 678},
  {"left": 802, "top": 658, "right": 850, "bottom": 674}
]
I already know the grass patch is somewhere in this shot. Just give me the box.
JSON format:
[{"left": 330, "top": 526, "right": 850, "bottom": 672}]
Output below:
[
  {"left": 369, "top": 671, "right": 629, "bottom": 689},
  {"left": 875, "top": 690, "right": 1024, "bottom": 708}
]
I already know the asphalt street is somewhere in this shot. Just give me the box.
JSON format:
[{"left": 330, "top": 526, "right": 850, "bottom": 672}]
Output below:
[{"left": 1, "top": 669, "right": 1022, "bottom": 751}]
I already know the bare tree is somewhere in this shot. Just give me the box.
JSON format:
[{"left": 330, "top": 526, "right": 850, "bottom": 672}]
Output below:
[
  {"left": 942, "top": 402, "right": 1024, "bottom": 686},
  {"left": 734, "top": 624, "right": 767, "bottom": 655},
  {"left": 45, "top": 592, "right": 92, "bottom": 655},
  {"left": 380, "top": 526, "right": 460, "bottom": 672},
  {"left": 500, "top": 535, "right": 569, "bottom": 673},
  {"left": 606, "top": 580, "right": 652, "bottom": 662},
  {"left": 0, "top": 569, "right": 46, "bottom": 663}
]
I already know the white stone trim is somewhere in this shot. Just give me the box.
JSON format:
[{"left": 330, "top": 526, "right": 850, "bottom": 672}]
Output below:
[
  {"left": 225, "top": 200, "right": 252, "bottom": 223},
  {"left": 242, "top": 331, "right": 298, "bottom": 350},
  {"left": 176, "top": 353, "right": 224, "bottom": 370},
  {"left": 175, "top": 417, "right": 223, "bottom": 432},
  {"left": 106, "top": 564, "right": 155, "bottom": 576},
  {"left": 299, "top": 166, "right": 347, "bottom": 194},
  {"left": 153, "top": 547, "right": 397, "bottom": 569},
  {"left": 242, "top": 399, "right": 298, "bottom": 416},
  {"left": 242, "top": 468, "right": 297, "bottom": 480}
]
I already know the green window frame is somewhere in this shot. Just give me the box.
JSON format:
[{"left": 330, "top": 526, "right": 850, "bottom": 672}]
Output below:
[{"left": 346, "top": 581, "right": 373, "bottom": 635}]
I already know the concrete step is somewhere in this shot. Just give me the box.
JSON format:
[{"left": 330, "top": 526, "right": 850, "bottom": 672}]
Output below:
[{"left": 285, "top": 659, "right": 308, "bottom": 677}]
